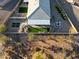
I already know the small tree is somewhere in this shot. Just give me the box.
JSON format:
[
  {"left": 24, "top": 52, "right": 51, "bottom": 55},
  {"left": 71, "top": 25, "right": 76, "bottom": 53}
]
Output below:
[
  {"left": 32, "top": 51, "right": 48, "bottom": 59},
  {"left": 69, "top": 26, "right": 77, "bottom": 34},
  {"left": 0, "top": 34, "right": 9, "bottom": 59},
  {"left": 0, "top": 34, "right": 9, "bottom": 45},
  {"left": 0, "top": 24, "right": 6, "bottom": 33},
  {"left": 28, "top": 33, "right": 35, "bottom": 41}
]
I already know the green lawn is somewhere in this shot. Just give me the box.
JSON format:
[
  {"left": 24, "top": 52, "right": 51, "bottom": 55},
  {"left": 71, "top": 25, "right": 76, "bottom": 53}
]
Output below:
[
  {"left": 19, "top": 7, "right": 28, "bottom": 13},
  {"left": 28, "top": 26, "right": 49, "bottom": 33}
]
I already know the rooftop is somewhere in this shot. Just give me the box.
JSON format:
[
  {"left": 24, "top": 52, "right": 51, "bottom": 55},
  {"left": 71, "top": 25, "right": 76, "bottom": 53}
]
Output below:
[
  {"left": 27, "top": 0, "right": 50, "bottom": 18},
  {"left": 23, "top": 0, "right": 28, "bottom": 2},
  {"left": 0, "top": 0, "right": 19, "bottom": 24},
  {"left": 0, "top": 10, "right": 11, "bottom": 24},
  {"left": 27, "top": 0, "right": 50, "bottom": 25},
  {"left": 0, "top": 0, "right": 10, "bottom": 7}
]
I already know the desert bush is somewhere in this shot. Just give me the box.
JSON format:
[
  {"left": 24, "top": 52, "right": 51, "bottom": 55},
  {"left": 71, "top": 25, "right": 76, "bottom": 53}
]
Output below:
[
  {"left": 0, "top": 34, "right": 9, "bottom": 44},
  {"left": 27, "top": 33, "right": 35, "bottom": 41},
  {"left": 0, "top": 24, "right": 6, "bottom": 33},
  {"left": 32, "top": 51, "right": 48, "bottom": 59}
]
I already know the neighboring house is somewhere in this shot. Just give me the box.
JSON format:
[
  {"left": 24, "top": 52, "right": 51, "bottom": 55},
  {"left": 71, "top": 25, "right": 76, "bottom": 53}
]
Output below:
[
  {"left": 27, "top": 0, "right": 50, "bottom": 25},
  {"left": 7, "top": 0, "right": 28, "bottom": 32},
  {"left": 0, "top": 0, "right": 21, "bottom": 33}
]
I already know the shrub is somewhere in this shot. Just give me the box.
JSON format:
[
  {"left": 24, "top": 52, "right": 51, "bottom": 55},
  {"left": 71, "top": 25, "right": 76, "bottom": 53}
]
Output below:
[
  {"left": 69, "top": 26, "right": 77, "bottom": 34},
  {"left": 0, "top": 24, "right": 6, "bottom": 33},
  {"left": 27, "top": 33, "right": 35, "bottom": 41},
  {"left": 32, "top": 51, "right": 48, "bottom": 59},
  {"left": 0, "top": 34, "right": 9, "bottom": 44}
]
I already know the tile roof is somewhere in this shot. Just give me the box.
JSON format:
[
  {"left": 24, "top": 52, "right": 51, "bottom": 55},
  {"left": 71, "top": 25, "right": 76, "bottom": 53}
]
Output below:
[
  {"left": 0, "top": 0, "right": 19, "bottom": 24},
  {"left": 27, "top": 0, "right": 50, "bottom": 18},
  {"left": 0, "top": 0, "right": 10, "bottom": 7},
  {"left": 27, "top": 0, "right": 50, "bottom": 25}
]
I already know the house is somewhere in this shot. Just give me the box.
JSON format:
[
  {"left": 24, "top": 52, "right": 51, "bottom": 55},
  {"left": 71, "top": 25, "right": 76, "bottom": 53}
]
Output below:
[
  {"left": 27, "top": 0, "right": 50, "bottom": 25},
  {"left": 23, "top": 0, "right": 78, "bottom": 33},
  {"left": 0, "top": 0, "right": 21, "bottom": 32},
  {"left": 6, "top": 0, "right": 28, "bottom": 32}
]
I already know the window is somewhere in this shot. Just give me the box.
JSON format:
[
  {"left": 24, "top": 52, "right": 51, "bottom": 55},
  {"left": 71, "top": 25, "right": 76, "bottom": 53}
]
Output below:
[
  {"left": 19, "top": 7, "right": 28, "bottom": 13},
  {"left": 26, "top": 2, "right": 28, "bottom": 4},
  {"left": 12, "top": 23, "right": 20, "bottom": 27}
]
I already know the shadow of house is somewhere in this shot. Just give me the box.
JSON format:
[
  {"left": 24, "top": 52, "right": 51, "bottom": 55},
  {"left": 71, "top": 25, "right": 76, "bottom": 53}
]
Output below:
[
  {"left": 49, "top": 0, "right": 77, "bottom": 33},
  {"left": 55, "top": 0, "right": 79, "bottom": 33}
]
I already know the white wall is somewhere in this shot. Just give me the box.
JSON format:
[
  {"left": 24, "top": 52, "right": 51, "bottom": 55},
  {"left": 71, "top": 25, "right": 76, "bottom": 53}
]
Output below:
[
  {"left": 28, "top": 19, "right": 50, "bottom": 25},
  {"left": 23, "top": 0, "right": 28, "bottom": 2},
  {"left": 66, "top": 0, "right": 74, "bottom": 3}
]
